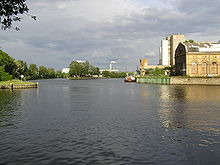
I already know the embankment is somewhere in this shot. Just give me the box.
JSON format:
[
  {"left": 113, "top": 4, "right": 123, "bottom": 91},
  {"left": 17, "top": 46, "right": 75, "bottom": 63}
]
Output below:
[
  {"left": 136, "top": 77, "right": 220, "bottom": 85},
  {"left": 0, "top": 81, "right": 38, "bottom": 89}
]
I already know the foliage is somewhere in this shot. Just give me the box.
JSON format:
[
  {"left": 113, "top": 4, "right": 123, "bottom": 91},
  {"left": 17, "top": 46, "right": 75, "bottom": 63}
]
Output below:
[
  {"left": 0, "top": 0, "right": 36, "bottom": 30},
  {"left": 15, "top": 60, "right": 28, "bottom": 75},
  {"left": 184, "top": 40, "right": 195, "bottom": 43},
  {"left": 146, "top": 67, "right": 165, "bottom": 76},
  {"left": 0, "top": 50, "right": 17, "bottom": 76},
  {"left": 89, "top": 66, "right": 100, "bottom": 76},
  {"left": 0, "top": 50, "right": 64, "bottom": 81},
  {"left": 69, "top": 61, "right": 100, "bottom": 77},
  {"left": 102, "top": 71, "right": 126, "bottom": 78},
  {"left": 27, "top": 64, "right": 38, "bottom": 80},
  {"left": 69, "top": 61, "right": 83, "bottom": 77},
  {"left": 0, "top": 66, "right": 12, "bottom": 81}
]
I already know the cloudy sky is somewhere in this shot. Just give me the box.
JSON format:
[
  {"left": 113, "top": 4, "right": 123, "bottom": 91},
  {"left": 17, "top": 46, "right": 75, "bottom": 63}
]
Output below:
[{"left": 1, "top": 0, "right": 220, "bottom": 71}]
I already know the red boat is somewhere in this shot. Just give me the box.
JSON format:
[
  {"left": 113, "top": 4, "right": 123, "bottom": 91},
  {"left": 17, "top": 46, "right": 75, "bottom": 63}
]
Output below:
[{"left": 124, "top": 76, "right": 136, "bottom": 82}]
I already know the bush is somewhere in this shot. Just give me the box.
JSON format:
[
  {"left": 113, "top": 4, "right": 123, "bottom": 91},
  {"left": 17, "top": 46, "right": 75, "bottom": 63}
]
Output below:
[{"left": 0, "top": 66, "right": 12, "bottom": 81}]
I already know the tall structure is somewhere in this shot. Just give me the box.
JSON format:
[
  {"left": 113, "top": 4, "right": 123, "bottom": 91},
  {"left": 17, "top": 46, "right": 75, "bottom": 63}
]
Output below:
[
  {"left": 159, "top": 40, "right": 169, "bottom": 65},
  {"left": 159, "top": 34, "right": 185, "bottom": 66},
  {"left": 175, "top": 42, "right": 220, "bottom": 77},
  {"left": 139, "top": 59, "right": 148, "bottom": 76},
  {"left": 109, "top": 61, "right": 116, "bottom": 70}
]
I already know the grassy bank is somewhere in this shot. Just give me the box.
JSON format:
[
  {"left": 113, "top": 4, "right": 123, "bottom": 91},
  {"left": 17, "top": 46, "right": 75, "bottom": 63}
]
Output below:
[{"left": 0, "top": 79, "right": 36, "bottom": 85}]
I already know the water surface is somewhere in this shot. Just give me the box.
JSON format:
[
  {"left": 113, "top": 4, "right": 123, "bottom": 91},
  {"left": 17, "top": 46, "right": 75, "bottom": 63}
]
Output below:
[{"left": 0, "top": 79, "right": 220, "bottom": 165}]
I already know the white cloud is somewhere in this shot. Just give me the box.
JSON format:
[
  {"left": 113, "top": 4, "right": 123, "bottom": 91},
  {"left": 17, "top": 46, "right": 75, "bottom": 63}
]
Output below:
[{"left": 1, "top": 0, "right": 220, "bottom": 71}]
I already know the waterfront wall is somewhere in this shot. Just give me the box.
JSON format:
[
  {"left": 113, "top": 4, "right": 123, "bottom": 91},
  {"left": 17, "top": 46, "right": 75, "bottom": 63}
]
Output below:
[
  {"left": 136, "top": 77, "right": 220, "bottom": 85},
  {"left": 171, "top": 77, "right": 220, "bottom": 85},
  {"left": 136, "top": 77, "right": 170, "bottom": 84},
  {"left": 0, "top": 83, "right": 38, "bottom": 89}
]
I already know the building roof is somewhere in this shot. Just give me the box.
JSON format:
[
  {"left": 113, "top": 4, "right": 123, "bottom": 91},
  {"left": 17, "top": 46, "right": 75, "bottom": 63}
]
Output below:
[{"left": 183, "top": 42, "right": 220, "bottom": 52}]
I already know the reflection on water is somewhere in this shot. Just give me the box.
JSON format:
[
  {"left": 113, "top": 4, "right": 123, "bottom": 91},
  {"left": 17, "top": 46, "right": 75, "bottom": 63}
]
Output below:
[
  {"left": 0, "top": 79, "right": 220, "bottom": 165},
  {"left": 0, "top": 90, "right": 22, "bottom": 127},
  {"left": 159, "top": 85, "right": 220, "bottom": 132}
]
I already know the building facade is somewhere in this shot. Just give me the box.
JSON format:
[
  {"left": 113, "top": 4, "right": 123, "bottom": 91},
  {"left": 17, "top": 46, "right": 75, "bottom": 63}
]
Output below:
[
  {"left": 159, "top": 34, "right": 185, "bottom": 66},
  {"left": 159, "top": 40, "right": 169, "bottom": 65},
  {"left": 139, "top": 58, "right": 170, "bottom": 76},
  {"left": 175, "top": 42, "right": 220, "bottom": 77},
  {"left": 139, "top": 58, "right": 148, "bottom": 76}
]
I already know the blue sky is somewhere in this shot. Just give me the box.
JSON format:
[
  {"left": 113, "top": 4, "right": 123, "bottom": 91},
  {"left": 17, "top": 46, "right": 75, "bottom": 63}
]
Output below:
[{"left": 1, "top": 0, "right": 220, "bottom": 71}]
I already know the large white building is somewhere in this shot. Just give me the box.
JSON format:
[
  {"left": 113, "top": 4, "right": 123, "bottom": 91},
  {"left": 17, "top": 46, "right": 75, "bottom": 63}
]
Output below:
[
  {"left": 159, "top": 40, "right": 169, "bottom": 65},
  {"left": 159, "top": 34, "right": 185, "bottom": 66}
]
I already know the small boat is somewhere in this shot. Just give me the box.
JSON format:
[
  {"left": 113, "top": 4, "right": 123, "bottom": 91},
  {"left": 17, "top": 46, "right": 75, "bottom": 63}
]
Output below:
[{"left": 124, "top": 76, "right": 136, "bottom": 82}]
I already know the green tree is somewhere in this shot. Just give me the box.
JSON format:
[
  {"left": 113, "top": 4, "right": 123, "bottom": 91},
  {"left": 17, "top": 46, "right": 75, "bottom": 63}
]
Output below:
[
  {"left": 102, "top": 71, "right": 126, "bottom": 78},
  {"left": 48, "top": 68, "right": 56, "bottom": 78},
  {"left": 0, "top": 66, "right": 12, "bottom": 81},
  {"left": 28, "top": 64, "right": 38, "bottom": 80},
  {"left": 0, "top": 50, "right": 17, "bottom": 77},
  {"left": 147, "top": 67, "right": 165, "bottom": 76},
  {"left": 56, "top": 71, "right": 64, "bottom": 78},
  {"left": 14, "top": 60, "right": 28, "bottom": 78},
  {"left": 0, "top": 0, "right": 36, "bottom": 30},
  {"left": 81, "top": 61, "right": 90, "bottom": 76},
  {"left": 102, "top": 71, "right": 110, "bottom": 77},
  {"left": 69, "top": 61, "right": 83, "bottom": 77},
  {"left": 39, "top": 66, "right": 48, "bottom": 79},
  {"left": 89, "top": 66, "right": 99, "bottom": 75},
  {"left": 184, "top": 40, "right": 195, "bottom": 43}
]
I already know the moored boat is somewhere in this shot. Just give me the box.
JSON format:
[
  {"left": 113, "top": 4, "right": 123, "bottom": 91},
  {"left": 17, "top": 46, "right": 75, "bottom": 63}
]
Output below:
[{"left": 124, "top": 76, "right": 136, "bottom": 82}]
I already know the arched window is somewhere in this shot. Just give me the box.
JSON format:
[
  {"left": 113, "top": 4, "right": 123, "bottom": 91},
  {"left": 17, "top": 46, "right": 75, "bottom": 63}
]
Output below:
[
  {"left": 201, "top": 62, "right": 208, "bottom": 74},
  {"left": 211, "top": 62, "right": 218, "bottom": 74},
  {"left": 191, "top": 62, "right": 198, "bottom": 74}
]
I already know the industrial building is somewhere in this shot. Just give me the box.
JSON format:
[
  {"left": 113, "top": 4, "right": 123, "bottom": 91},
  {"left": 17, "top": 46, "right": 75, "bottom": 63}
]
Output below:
[
  {"left": 175, "top": 42, "right": 220, "bottom": 77},
  {"left": 159, "top": 34, "right": 185, "bottom": 66}
]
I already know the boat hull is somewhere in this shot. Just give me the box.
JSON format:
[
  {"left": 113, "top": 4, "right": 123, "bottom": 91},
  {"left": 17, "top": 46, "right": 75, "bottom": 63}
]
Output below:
[{"left": 124, "top": 76, "right": 136, "bottom": 82}]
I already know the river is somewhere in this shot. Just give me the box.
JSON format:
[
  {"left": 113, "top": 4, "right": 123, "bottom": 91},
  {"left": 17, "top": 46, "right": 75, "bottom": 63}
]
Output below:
[{"left": 0, "top": 79, "right": 220, "bottom": 165}]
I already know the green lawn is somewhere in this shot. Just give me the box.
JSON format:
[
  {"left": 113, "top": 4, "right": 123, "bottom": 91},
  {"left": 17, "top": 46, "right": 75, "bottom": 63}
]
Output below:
[{"left": 0, "top": 79, "right": 36, "bottom": 85}]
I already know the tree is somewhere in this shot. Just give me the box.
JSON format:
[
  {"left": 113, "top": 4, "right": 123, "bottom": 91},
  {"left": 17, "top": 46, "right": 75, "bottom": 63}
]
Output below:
[
  {"left": 81, "top": 61, "right": 90, "bottom": 76},
  {"left": 39, "top": 66, "right": 48, "bottom": 78},
  {"left": 102, "top": 71, "right": 126, "bottom": 78},
  {"left": 69, "top": 61, "right": 83, "bottom": 77},
  {"left": 147, "top": 67, "right": 165, "bottom": 76},
  {"left": 0, "top": 50, "right": 17, "bottom": 76},
  {"left": 14, "top": 60, "right": 28, "bottom": 77},
  {"left": 89, "top": 66, "right": 99, "bottom": 75},
  {"left": 28, "top": 64, "right": 38, "bottom": 79},
  {"left": 0, "top": 0, "right": 36, "bottom": 30},
  {"left": 0, "top": 66, "right": 12, "bottom": 81},
  {"left": 47, "top": 68, "right": 56, "bottom": 78},
  {"left": 184, "top": 40, "right": 195, "bottom": 43}
]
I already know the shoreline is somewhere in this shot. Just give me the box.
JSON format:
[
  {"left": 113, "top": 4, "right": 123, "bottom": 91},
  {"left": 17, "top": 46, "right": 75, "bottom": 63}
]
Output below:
[
  {"left": 0, "top": 80, "right": 38, "bottom": 89},
  {"left": 136, "top": 77, "right": 220, "bottom": 85}
]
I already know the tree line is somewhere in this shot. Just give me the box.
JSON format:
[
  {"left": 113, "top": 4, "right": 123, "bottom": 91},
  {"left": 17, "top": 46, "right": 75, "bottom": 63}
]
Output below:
[
  {"left": 69, "top": 61, "right": 99, "bottom": 77},
  {"left": 101, "top": 71, "right": 126, "bottom": 78},
  {"left": 68, "top": 60, "right": 127, "bottom": 78},
  {"left": 0, "top": 50, "right": 63, "bottom": 81}
]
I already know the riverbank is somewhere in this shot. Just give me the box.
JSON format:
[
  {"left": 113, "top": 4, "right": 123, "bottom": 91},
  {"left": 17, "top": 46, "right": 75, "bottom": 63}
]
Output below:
[
  {"left": 136, "top": 76, "right": 220, "bottom": 85},
  {"left": 0, "top": 80, "right": 38, "bottom": 89}
]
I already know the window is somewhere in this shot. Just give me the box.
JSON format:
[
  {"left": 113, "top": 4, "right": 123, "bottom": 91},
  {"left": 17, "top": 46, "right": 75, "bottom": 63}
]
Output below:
[
  {"left": 191, "top": 62, "right": 198, "bottom": 74},
  {"left": 201, "top": 62, "right": 208, "bottom": 74},
  {"left": 211, "top": 62, "right": 218, "bottom": 74}
]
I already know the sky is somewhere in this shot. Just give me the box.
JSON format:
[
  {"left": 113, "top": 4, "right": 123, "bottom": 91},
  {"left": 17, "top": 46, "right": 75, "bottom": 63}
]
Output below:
[{"left": 1, "top": 0, "right": 220, "bottom": 71}]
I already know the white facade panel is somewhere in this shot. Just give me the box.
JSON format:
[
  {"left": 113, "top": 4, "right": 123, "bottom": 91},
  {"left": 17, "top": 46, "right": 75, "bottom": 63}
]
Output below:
[{"left": 161, "top": 40, "right": 169, "bottom": 65}]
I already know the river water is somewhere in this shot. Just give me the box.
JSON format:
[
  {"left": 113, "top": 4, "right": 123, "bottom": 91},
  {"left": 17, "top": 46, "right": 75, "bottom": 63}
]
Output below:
[{"left": 0, "top": 79, "right": 220, "bottom": 165}]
